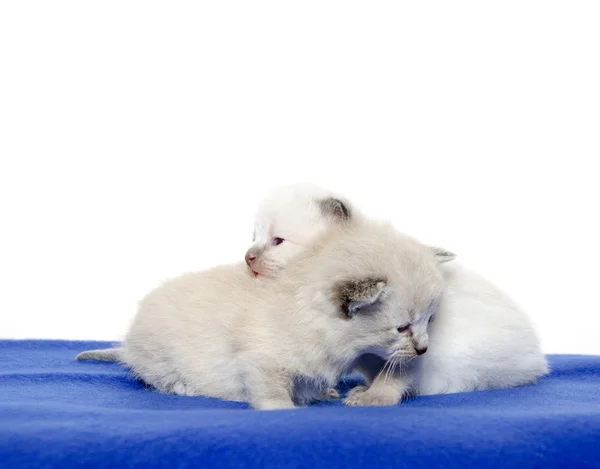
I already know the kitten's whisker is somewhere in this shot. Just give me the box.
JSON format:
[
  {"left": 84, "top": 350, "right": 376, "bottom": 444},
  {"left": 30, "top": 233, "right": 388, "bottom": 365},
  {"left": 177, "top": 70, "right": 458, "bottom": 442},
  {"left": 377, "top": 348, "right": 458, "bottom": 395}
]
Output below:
[
  {"left": 380, "top": 356, "right": 394, "bottom": 384},
  {"left": 383, "top": 359, "right": 392, "bottom": 383},
  {"left": 383, "top": 355, "right": 399, "bottom": 383},
  {"left": 384, "top": 358, "right": 394, "bottom": 383}
]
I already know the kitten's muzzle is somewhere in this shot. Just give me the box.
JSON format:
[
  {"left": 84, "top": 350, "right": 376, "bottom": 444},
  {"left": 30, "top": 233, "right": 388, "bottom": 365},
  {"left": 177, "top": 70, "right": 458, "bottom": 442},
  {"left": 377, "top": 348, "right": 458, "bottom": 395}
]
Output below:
[
  {"left": 245, "top": 247, "right": 263, "bottom": 267},
  {"left": 245, "top": 252, "right": 256, "bottom": 266},
  {"left": 245, "top": 246, "right": 267, "bottom": 277},
  {"left": 415, "top": 346, "right": 428, "bottom": 356}
]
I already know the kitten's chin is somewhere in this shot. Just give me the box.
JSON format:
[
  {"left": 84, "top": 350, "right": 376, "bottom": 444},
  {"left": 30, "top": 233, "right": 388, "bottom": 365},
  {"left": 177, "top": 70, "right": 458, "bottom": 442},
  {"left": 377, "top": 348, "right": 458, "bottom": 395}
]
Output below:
[
  {"left": 244, "top": 265, "right": 260, "bottom": 278},
  {"left": 246, "top": 265, "right": 276, "bottom": 279}
]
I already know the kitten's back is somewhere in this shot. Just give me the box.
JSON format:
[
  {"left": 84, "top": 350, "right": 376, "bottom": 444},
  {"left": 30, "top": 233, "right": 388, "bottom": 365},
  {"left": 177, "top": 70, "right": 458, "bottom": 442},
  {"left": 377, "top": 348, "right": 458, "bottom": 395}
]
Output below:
[{"left": 415, "top": 261, "right": 549, "bottom": 395}]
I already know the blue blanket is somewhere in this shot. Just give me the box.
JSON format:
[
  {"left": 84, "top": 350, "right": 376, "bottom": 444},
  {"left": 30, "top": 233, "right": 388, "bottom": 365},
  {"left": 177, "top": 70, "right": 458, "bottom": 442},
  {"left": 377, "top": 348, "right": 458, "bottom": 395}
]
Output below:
[{"left": 1, "top": 340, "right": 599, "bottom": 469}]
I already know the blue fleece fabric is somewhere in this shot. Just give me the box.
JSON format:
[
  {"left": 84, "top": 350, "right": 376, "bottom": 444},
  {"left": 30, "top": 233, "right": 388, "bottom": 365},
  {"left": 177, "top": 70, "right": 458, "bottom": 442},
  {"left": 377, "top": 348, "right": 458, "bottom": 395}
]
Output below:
[{"left": 0, "top": 340, "right": 599, "bottom": 469}]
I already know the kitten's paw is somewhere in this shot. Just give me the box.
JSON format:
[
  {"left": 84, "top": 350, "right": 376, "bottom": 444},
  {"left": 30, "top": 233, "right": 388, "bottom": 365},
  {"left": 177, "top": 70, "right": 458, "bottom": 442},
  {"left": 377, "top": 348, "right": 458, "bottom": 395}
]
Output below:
[
  {"left": 322, "top": 388, "right": 340, "bottom": 399},
  {"left": 343, "top": 385, "right": 369, "bottom": 406},
  {"left": 344, "top": 386, "right": 401, "bottom": 407}
]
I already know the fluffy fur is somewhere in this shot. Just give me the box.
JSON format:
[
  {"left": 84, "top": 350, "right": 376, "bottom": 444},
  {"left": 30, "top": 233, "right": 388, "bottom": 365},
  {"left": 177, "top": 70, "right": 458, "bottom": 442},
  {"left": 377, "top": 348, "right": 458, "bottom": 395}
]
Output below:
[
  {"left": 89, "top": 220, "right": 448, "bottom": 410},
  {"left": 246, "top": 184, "right": 549, "bottom": 405},
  {"left": 413, "top": 261, "right": 549, "bottom": 395}
]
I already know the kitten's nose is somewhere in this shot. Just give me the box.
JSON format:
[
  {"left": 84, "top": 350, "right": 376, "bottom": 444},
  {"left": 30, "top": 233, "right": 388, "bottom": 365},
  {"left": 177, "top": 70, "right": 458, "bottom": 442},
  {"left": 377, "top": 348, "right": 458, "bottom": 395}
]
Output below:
[
  {"left": 415, "top": 347, "right": 428, "bottom": 356},
  {"left": 245, "top": 253, "right": 256, "bottom": 267}
]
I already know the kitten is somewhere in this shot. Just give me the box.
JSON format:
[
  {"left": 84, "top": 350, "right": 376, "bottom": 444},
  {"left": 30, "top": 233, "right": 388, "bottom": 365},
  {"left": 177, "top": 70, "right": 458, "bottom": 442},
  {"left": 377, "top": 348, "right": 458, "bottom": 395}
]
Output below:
[
  {"left": 80, "top": 218, "right": 450, "bottom": 410},
  {"left": 412, "top": 262, "right": 550, "bottom": 396},
  {"left": 247, "top": 184, "right": 549, "bottom": 405},
  {"left": 245, "top": 182, "right": 353, "bottom": 278},
  {"left": 76, "top": 184, "right": 351, "bottom": 363}
]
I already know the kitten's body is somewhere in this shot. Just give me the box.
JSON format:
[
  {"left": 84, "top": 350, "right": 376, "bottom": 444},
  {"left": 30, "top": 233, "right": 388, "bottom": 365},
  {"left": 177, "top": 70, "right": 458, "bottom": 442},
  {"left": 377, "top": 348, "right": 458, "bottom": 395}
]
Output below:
[
  {"left": 122, "top": 263, "right": 263, "bottom": 401},
  {"left": 414, "top": 261, "right": 548, "bottom": 395},
  {"left": 87, "top": 220, "right": 448, "bottom": 409}
]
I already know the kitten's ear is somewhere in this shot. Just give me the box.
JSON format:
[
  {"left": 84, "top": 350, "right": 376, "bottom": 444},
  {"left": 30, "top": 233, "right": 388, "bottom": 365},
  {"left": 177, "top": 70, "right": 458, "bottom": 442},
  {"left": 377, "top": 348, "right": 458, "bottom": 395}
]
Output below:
[
  {"left": 334, "top": 277, "right": 388, "bottom": 319},
  {"left": 429, "top": 246, "right": 456, "bottom": 263},
  {"left": 318, "top": 197, "right": 351, "bottom": 222}
]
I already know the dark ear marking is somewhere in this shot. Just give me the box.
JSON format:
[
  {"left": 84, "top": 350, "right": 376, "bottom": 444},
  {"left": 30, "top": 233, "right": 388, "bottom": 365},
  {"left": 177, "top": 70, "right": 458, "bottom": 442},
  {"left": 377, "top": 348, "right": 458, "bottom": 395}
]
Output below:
[
  {"left": 429, "top": 246, "right": 456, "bottom": 263},
  {"left": 318, "top": 197, "right": 351, "bottom": 222},
  {"left": 333, "top": 276, "right": 388, "bottom": 319}
]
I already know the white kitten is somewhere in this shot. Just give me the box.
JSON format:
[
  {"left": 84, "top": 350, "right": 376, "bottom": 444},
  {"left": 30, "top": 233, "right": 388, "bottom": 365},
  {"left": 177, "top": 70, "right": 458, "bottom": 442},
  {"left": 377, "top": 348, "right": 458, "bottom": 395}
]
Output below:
[
  {"left": 247, "top": 184, "right": 549, "bottom": 405},
  {"left": 82, "top": 218, "right": 449, "bottom": 410},
  {"left": 413, "top": 261, "right": 549, "bottom": 395}
]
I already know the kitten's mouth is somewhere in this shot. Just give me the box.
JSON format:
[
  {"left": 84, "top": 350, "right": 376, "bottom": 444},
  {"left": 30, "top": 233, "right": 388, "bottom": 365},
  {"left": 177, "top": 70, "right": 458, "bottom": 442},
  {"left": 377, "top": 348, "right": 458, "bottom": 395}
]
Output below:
[{"left": 247, "top": 264, "right": 273, "bottom": 279}]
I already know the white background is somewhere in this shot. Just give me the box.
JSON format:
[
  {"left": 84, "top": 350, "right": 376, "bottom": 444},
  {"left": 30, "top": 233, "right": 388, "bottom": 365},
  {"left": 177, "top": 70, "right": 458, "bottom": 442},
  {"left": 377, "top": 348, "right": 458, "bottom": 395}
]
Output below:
[{"left": 1, "top": 1, "right": 598, "bottom": 354}]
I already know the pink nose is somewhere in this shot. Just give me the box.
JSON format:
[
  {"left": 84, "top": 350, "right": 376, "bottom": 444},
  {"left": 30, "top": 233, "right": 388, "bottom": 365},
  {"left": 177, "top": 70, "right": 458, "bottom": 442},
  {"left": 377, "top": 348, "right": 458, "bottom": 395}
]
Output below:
[{"left": 245, "top": 253, "right": 256, "bottom": 267}]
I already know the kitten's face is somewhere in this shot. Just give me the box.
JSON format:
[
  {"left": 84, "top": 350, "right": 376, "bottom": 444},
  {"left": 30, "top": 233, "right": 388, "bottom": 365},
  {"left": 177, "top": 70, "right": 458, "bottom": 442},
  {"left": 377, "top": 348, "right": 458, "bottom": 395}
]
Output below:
[
  {"left": 335, "top": 269, "right": 444, "bottom": 361},
  {"left": 296, "top": 221, "right": 455, "bottom": 361},
  {"left": 245, "top": 184, "right": 349, "bottom": 278}
]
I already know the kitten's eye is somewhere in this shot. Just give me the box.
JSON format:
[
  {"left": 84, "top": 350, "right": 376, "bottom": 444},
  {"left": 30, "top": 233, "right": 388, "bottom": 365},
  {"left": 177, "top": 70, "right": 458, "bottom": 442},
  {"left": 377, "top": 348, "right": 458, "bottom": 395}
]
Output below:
[
  {"left": 271, "top": 237, "right": 285, "bottom": 246},
  {"left": 397, "top": 324, "right": 411, "bottom": 333},
  {"left": 428, "top": 315, "right": 435, "bottom": 324}
]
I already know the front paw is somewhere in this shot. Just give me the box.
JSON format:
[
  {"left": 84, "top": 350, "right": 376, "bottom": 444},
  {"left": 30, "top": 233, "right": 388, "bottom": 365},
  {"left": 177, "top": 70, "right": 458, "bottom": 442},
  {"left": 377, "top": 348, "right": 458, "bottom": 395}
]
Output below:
[
  {"left": 344, "top": 385, "right": 401, "bottom": 407},
  {"left": 322, "top": 388, "right": 340, "bottom": 399}
]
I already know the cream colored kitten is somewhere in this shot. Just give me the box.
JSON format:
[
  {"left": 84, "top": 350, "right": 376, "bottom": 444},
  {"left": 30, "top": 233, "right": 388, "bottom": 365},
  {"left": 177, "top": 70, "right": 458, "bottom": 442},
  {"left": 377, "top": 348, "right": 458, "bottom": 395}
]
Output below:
[
  {"left": 79, "top": 218, "right": 450, "bottom": 410},
  {"left": 76, "top": 185, "right": 352, "bottom": 363}
]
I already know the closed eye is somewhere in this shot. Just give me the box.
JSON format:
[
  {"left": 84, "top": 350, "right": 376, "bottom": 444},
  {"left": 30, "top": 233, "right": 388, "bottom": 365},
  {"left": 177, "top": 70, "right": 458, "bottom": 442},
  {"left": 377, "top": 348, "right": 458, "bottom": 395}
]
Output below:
[
  {"left": 271, "top": 237, "right": 285, "bottom": 246},
  {"left": 397, "top": 324, "right": 411, "bottom": 333}
]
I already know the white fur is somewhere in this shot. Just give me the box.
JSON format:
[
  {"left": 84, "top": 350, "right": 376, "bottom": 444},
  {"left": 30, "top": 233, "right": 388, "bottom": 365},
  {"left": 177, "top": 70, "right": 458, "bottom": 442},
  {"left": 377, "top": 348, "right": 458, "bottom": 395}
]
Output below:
[
  {"left": 116, "top": 220, "right": 447, "bottom": 410},
  {"left": 245, "top": 183, "right": 355, "bottom": 278},
  {"left": 413, "top": 261, "right": 549, "bottom": 395}
]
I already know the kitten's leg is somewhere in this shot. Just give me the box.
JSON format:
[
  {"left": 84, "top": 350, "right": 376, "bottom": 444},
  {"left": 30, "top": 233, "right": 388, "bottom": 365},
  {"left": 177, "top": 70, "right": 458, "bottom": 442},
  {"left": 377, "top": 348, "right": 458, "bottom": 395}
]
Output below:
[
  {"left": 344, "top": 361, "right": 410, "bottom": 407},
  {"left": 248, "top": 368, "right": 295, "bottom": 410}
]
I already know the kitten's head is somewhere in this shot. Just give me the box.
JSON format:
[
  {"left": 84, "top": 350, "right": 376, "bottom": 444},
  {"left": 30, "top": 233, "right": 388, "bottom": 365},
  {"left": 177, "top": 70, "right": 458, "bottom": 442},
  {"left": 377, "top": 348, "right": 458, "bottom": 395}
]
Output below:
[
  {"left": 245, "top": 183, "right": 352, "bottom": 278},
  {"left": 291, "top": 220, "right": 456, "bottom": 361}
]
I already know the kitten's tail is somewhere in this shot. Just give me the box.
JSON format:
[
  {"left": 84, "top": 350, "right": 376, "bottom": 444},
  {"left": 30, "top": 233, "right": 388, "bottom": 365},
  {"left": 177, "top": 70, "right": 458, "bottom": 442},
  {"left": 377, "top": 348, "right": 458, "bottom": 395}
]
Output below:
[{"left": 75, "top": 347, "right": 123, "bottom": 363}]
